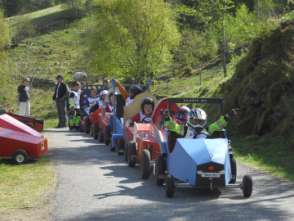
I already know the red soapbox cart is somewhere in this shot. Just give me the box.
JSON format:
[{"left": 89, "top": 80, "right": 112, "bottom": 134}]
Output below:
[
  {"left": 7, "top": 112, "right": 44, "bottom": 132},
  {"left": 0, "top": 114, "right": 48, "bottom": 164}
]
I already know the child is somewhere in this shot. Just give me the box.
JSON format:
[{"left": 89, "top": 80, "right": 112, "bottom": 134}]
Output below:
[
  {"left": 68, "top": 81, "right": 81, "bottom": 130},
  {"left": 165, "top": 108, "right": 235, "bottom": 139},
  {"left": 87, "top": 87, "right": 100, "bottom": 115},
  {"left": 105, "top": 91, "right": 114, "bottom": 113},
  {"left": 132, "top": 97, "right": 155, "bottom": 123}
]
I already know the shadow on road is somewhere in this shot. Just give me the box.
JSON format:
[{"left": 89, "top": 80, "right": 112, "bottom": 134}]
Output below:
[
  {"left": 48, "top": 131, "right": 294, "bottom": 221},
  {"left": 64, "top": 197, "right": 291, "bottom": 221}
]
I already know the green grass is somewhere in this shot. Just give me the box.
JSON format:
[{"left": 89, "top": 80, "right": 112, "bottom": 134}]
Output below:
[
  {"left": 7, "top": 17, "right": 90, "bottom": 121},
  {"left": 233, "top": 136, "right": 294, "bottom": 181},
  {"left": 0, "top": 157, "right": 56, "bottom": 209},
  {"left": 45, "top": 118, "right": 59, "bottom": 129}
]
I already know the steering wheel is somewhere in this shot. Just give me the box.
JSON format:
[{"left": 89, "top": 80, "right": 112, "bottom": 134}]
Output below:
[{"left": 141, "top": 117, "right": 152, "bottom": 123}]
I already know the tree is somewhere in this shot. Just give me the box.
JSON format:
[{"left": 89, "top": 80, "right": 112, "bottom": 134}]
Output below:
[{"left": 87, "top": 0, "right": 180, "bottom": 82}]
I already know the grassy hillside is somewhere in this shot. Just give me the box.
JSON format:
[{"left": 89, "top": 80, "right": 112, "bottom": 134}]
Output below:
[{"left": 6, "top": 14, "right": 90, "bottom": 126}]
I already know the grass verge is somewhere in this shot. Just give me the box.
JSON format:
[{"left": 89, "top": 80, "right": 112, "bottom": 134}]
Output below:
[
  {"left": 0, "top": 157, "right": 56, "bottom": 209},
  {"left": 233, "top": 135, "right": 294, "bottom": 181}
]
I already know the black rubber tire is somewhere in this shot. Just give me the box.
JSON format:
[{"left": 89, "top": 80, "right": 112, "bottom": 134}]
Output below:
[
  {"left": 13, "top": 150, "right": 28, "bottom": 164},
  {"left": 155, "top": 155, "right": 166, "bottom": 186},
  {"left": 230, "top": 156, "right": 237, "bottom": 184},
  {"left": 89, "top": 124, "right": 94, "bottom": 137},
  {"left": 124, "top": 143, "right": 128, "bottom": 161},
  {"left": 98, "top": 130, "right": 104, "bottom": 143},
  {"left": 104, "top": 127, "right": 111, "bottom": 146},
  {"left": 242, "top": 175, "right": 253, "bottom": 198},
  {"left": 141, "top": 149, "right": 151, "bottom": 179},
  {"left": 166, "top": 175, "right": 175, "bottom": 198},
  {"left": 128, "top": 142, "right": 136, "bottom": 167},
  {"left": 94, "top": 125, "right": 99, "bottom": 140},
  {"left": 117, "top": 139, "right": 124, "bottom": 156}
]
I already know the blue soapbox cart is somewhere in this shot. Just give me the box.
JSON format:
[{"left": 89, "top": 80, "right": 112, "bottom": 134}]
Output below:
[{"left": 153, "top": 98, "right": 253, "bottom": 198}]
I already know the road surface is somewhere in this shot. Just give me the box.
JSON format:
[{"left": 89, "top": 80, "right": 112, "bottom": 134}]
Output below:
[{"left": 46, "top": 129, "right": 294, "bottom": 221}]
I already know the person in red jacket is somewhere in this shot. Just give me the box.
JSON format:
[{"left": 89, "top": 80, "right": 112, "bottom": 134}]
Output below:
[{"left": 132, "top": 97, "right": 155, "bottom": 123}]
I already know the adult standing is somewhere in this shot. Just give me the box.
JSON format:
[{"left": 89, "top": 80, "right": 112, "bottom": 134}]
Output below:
[
  {"left": 53, "top": 75, "right": 68, "bottom": 128},
  {"left": 17, "top": 77, "right": 31, "bottom": 116}
]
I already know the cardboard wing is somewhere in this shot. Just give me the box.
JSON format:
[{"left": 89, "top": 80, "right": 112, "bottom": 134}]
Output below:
[{"left": 123, "top": 91, "right": 157, "bottom": 120}]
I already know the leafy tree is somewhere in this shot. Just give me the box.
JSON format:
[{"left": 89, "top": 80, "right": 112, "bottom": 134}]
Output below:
[{"left": 87, "top": 0, "right": 180, "bottom": 82}]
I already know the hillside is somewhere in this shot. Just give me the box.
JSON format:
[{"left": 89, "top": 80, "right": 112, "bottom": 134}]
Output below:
[{"left": 5, "top": 9, "right": 89, "bottom": 126}]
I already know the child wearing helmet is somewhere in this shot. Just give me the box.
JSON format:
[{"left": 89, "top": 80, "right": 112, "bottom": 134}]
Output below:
[
  {"left": 99, "top": 90, "right": 110, "bottom": 111},
  {"left": 186, "top": 108, "right": 209, "bottom": 138},
  {"left": 165, "top": 107, "right": 237, "bottom": 139},
  {"left": 126, "top": 85, "right": 143, "bottom": 106},
  {"left": 131, "top": 97, "right": 155, "bottom": 123}
]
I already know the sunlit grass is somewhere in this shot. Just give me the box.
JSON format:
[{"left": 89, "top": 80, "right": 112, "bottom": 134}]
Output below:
[{"left": 0, "top": 157, "right": 56, "bottom": 209}]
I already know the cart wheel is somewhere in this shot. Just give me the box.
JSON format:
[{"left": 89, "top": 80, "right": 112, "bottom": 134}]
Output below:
[
  {"left": 110, "top": 139, "right": 115, "bottom": 152},
  {"left": 241, "top": 175, "right": 253, "bottom": 198},
  {"left": 89, "top": 124, "right": 94, "bottom": 137},
  {"left": 98, "top": 130, "right": 104, "bottom": 143},
  {"left": 166, "top": 175, "right": 175, "bottom": 198},
  {"left": 128, "top": 142, "right": 136, "bottom": 167},
  {"left": 155, "top": 155, "right": 165, "bottom": 186},
  {"left": 117, "top": 140, "right": 124, "bottom": 156},
  {"left": 13, "top": 150, "right": 28, "bottom": 164},
  {"left": 94, "top": 125, "right": 99, "bottom": 140},
  {"left": 124, "top": 144, "right": 128, "bottom": 161},
  {"left": 141, "top": 149, "right": 151, "bottom": 179},
  {"left": 230, "top": 157, "right": 237, "bottom": 184},
  {"left": 104, "top": 127, "right": 111, "bottom": 146}
]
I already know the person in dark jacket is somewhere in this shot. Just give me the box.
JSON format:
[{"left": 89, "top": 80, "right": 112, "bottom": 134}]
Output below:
[
  {"left": 17, "top": 77, "right": 31, "bottom": 116},
  {"left": 53, "top": 75, "right": 69, "bottom": 128}
]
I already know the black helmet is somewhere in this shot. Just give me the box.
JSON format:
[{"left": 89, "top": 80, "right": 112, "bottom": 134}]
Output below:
[
  {"left": 129, "top": 85, "right": 143, "bottom": 99},
  {"left": 141, "top": 97, "right": 155, "bottom": 112}
]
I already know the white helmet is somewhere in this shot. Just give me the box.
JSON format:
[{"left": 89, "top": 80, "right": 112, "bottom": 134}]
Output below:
[
  {"left": 187, "top": 108, "right": 207, "bottom": 129},
  {"left": 73, "top": 71, "right": 87, "bottom": 81},
  {"left": 100, "top": 90, "right": 109, "bottom": 97}
]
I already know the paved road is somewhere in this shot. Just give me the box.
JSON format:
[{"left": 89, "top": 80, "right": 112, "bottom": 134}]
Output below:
[{"left": 46, "top": 129, "right": 294, "bottom": 221}]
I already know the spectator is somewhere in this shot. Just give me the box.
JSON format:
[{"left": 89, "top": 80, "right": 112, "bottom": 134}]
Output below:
[
  {"left": 17, "top": 77, "right": 31, "bottom": 116},
  {"left": 53, "top": 75, "right": 68, "bottom": 128}
]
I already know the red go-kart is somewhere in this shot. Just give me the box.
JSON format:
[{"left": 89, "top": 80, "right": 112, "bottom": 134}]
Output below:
[
  {"left": 0, "top": 114, "right": 48, "bottom": 164},
  {"left": 123, "top": 92, "right": 161, "bottom": 179}
]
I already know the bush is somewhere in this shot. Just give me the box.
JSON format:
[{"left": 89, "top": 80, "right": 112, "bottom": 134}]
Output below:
[{"left": 173, "top": 29, "right": 218, "bottom": 76}]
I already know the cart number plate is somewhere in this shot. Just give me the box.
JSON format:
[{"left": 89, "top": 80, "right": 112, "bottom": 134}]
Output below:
[{"left": 200, "top": 172, "right": 221, "bottom": 178}]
